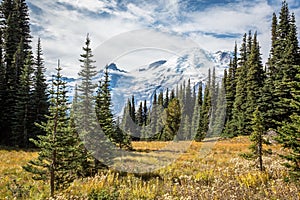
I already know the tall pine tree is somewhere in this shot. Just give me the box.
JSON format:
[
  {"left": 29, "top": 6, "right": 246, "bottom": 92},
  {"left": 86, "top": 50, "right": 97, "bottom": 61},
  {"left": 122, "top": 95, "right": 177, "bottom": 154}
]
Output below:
[{"left": 23, "top": 61, "right": 82, "bottom": 197}]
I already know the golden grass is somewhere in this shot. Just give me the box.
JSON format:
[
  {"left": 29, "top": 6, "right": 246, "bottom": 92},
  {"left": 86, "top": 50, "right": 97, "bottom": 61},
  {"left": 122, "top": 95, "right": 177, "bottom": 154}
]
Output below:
[{"left": 0, "top": 137, "right": 299, "bottom": 200}]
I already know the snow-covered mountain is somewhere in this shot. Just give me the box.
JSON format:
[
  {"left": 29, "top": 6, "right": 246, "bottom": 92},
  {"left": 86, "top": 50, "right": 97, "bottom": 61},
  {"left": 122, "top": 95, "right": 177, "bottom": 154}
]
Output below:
[{"left": 61, "top": 47, "right": 231, "bottom": 115}]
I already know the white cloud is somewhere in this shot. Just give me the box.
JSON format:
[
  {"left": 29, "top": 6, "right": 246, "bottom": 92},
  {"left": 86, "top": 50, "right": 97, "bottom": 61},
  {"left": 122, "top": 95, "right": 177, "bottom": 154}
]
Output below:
[
  {"left": 27, "top": 0, "right": 300, "bottom": 77},
  {"left": 28, "top": 0, "right": 145, "bottom": 77},
  {"left": 57, "top": 0, "right": 111, "bottom": 13}
]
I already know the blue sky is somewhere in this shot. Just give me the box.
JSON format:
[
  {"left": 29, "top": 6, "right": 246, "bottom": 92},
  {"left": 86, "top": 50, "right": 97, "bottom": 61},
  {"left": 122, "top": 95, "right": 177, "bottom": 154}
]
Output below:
[{"left": 27, "top": 0, "right": 300, "bottom": 77}]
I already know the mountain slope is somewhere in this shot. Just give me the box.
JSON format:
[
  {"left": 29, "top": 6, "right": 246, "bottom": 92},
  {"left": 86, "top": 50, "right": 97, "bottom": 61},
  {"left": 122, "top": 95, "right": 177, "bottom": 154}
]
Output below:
[{"left": 61, "top": 47, "right": 231, "bottom": 115}]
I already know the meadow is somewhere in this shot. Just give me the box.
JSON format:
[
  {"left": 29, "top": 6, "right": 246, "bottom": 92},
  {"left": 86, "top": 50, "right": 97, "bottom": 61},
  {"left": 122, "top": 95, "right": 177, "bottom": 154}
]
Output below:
[{"left": 1, "top": 137, "right": 299, "bottom": 200}]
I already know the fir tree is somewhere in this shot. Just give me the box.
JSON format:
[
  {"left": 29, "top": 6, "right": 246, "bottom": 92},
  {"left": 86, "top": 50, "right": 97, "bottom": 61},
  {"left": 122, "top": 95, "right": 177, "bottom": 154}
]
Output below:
[
  {"left": 164, "top": 88, "right": 169, "bottom": 108},
  {"left": 223, "top": 44, "right": 238, "bottom": 137},
  {"left": 131, "top": 95, "right": 136, "bottom": 123},
  {"left": 196, "top": 70, "right": 211, "bottom": 141},
  {"left": 96, "top": 67, "right": 115, "bottom": 142},
  {"left": 76, "top": 34, "right": 98, "bottom": 135},
  {"left": 75, "top": 34, "right": 99, "bottom": 173},
  {"left": 210, "top": 68, "right": 217, "bottom": 127},
  {"left": 191, "top": 82, "right": 202, "bottom": 138},
  {"left": 213, "top": 82, "right": 226, "bottom": 136},
  {"left": 136, "top": 101, "right": 143, "bottom": 126},
  {"left": 162, "top": 98, "right": 181, "bottom": 141},
  {"left": 96, "top": 67, "right": 131, "bottom": 147},
  {"left": 23, "top": 61, "right": 82, "bottom": 197},
  {"left": 143, "top": 100, "right": 148, "bottom": 126},
  {"left": 242, "top": 107, "right": 271, "bottom": 171},
  {"left": 229, "top": 32, "right": 251, "bottom": 136},
  {"left": 32, "top": 38, "right": 49, "bottom": 140},
  {"left": 244, "top": 32, "right": 265, "bottom": 135},
  {"left": 0, "top": 30, "right": 5, "bottom": 140},
  {"left": 14, "top": 0, "right": 32, "bottom": 53},
  {"left": 276, "top": 61, "right": 300, "bottom": 180},
  {"left": 271, "top": 2, "right": 300, "bottom": 128},
  {"left": 12, "top": 52, "right": 33, "bottom": 147}
]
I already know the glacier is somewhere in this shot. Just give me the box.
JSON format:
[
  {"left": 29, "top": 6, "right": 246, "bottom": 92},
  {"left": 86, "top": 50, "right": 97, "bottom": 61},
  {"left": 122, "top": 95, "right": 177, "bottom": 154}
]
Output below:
[{"left": 58, "top": 47, "right": 231, "bottom": 116}]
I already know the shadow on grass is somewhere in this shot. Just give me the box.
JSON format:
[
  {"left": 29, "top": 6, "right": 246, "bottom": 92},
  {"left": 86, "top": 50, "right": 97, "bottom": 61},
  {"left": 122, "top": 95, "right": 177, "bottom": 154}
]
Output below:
[
  {"left": 0, "top": 145, "right": 38, "bottom": 152},
  {"left": 116, "top": 170, "right": 163, "bottom": 181}
]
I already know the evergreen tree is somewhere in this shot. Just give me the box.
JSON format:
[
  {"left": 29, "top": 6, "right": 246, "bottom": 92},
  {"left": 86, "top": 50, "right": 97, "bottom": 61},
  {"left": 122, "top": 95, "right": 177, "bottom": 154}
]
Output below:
[
  {"left": 2, "top": 13, "right": 19, "bottom": 144},
  {"left": 96, "top": 67, "right": 131, "bottom": 147},
  {"left": 158, "top": 91, "right": 163, "bottom": 106},
  {"left": 0, "top": 30, "right": 5, "bottom": 140},
  {"left": 191, "top": 82, "right": 202, "bottom": 138},
  {"left": 223, "top": 43, "right": 238, "bottom": 137},
  {"left": 95, "top": 67, "right": 115, "bottom": 142},
  {"left": 196, "top": 70, "right": 211, "bottom": 141},
  {"left": 156, "top": 91, "right": 164, "bottom": 140},
  {"left": 213, "top": 82, "right": 226, "bottom": 136},
  {"left": 0, "top": 0, "right": 32, "bottom": 145},
  {"left": 143, "top": 100, "right": 148, "bottom": 126},
  {"left": 23, "top": 61, "right": 82, "bottom": 197},
  {"left": 14, "top": 0, "right": 32, "bottom": 53},
  {"left": 32, "top": 38, "right": 49, "bottom": 140},
  {"left": 76, "top": 34, "right": 98, "bottom": 134},
  {"left": 12, "top": 52, "right": 33, "bottom": 147},
  {"left": 268, "top": 12, "right": 278, "bottom": 71},
  {"left": 197, "top": 81, "right": 203, "bottom": 106},
  {"left": 228, "top": 33, "right": 251, "bottom": 136},
  {"left": 75, "top": 34, "right": 100, "bottom": 173},
  {"left": 170, "top": 89, "right": 175, "bottom": 101},
  {"left": 185, "top": 79, "right": 193, "bottom": 115},
  {"left": 164, "top": 88, "right": 169, "bottom": 108},
  {"left": 136, "top": 101, "right": 143, "bottom": 126},
  {"left": 242, "top": 107, "right": 271, "bottom": 171},
  {"left": 131, "top": 95, "right": 136, "bottom": 123},
  {"left": 262, "top": 13, "right": 279, "bottom": 131},
  {"left": 270, "top": 2, "right": 300, "bottom": 128},
  {"left": 181, "top": 115, "right": 191, "bottom": 140},
  {"left": 210, "top": 68, "right": 217, "bottom": 126},
  {"left": 148, "top": 92, "right": 158, "bottom": 139},
  {"left": 69, "top": 86, "right": 93, "bottom": 177},
  {"left": 162, "top": 98, "right": 181, "bottom": 141},
  {"left": 276, "top": 59, "right": 300, "bottom": 180},
  {"left": 244, "top": 32, "right": 265, "bottom": 135}
]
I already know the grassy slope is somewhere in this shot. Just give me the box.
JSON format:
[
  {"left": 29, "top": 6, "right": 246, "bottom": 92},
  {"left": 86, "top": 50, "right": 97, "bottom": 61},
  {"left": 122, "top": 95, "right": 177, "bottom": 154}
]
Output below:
[{"left": 0, "top": 137, "right": 299, "bottom": 199}]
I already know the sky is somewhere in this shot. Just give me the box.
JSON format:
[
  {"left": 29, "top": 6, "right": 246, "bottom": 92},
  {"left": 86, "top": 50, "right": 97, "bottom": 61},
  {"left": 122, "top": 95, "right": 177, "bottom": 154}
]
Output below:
[{"left": 27, "top": 0, "right": 300, "bottom": 77}]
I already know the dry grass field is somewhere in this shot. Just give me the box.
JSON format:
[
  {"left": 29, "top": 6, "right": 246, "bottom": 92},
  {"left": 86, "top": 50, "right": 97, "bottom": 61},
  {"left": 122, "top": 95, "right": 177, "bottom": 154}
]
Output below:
[{"left": 0, "top": 137, "right": 299, "bottom": 199}]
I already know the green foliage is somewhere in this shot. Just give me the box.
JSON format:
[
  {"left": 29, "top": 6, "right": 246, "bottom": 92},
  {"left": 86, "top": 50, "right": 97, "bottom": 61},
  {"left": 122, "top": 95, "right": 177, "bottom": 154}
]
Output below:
[
  {"left": 223, "top": 44, "right": 238, "bottom": 135},
  {"left": 23, "top": 62, "right": 82, "bottom": 197},
  {"left": 31, "top": 38, "right": 49, "bottom": 143},
  {"left": 229, "top": 33, "right": 251, "bottom": 136},
  {"left": 0, "top": 0, "right": 33, "bottom": 146},
  {"left": 244, "top": 32, "right": 265, "bottom": 135},
  {"left": 277, "top": 65, "right": 300, "bottom": 181},
  {"left": 241, "top": 107, "right": 271, "bottom": 171},
  {"left": 88, "top": 188, "right": 119, "bottom": 200},
  {"left": 96, "top": 67, "right": 131, "bottom": 148},
  {"left": 212, "top": 82, "right": 226, "bottom": 136},
  {"left": 196, "top": 70, "right": 211, "bottom": 141},
  {"left": 12, "top": 52, "right": 34, "bottom": 148},
  {"left": 162, "top": 98, "right": 181, "bottom": 141}
]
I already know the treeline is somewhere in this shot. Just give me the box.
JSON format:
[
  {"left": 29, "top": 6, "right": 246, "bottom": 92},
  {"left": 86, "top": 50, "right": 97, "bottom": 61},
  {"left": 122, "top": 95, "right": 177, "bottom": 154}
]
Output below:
[
  {"left": 121, "top": 68, "right": 226, "bottom": 142},
  {"left": 0, "top": 0, "right": 48, "bottom": 147},
  {"left": 224, "top": 1, "right": 300, "bottom": 179}
]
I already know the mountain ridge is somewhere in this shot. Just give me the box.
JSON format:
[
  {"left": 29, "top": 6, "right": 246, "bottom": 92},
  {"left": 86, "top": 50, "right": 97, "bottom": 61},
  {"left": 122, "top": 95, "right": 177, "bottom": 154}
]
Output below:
[{"left": 57, "top": 47, "right": 231, "bottom": 115}]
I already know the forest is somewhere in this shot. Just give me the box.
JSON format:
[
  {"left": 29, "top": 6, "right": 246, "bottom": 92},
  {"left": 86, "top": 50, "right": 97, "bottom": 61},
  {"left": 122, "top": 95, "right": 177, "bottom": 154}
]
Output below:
[{"left": 0, "top": 0, "right": 299, "bottom": 199}]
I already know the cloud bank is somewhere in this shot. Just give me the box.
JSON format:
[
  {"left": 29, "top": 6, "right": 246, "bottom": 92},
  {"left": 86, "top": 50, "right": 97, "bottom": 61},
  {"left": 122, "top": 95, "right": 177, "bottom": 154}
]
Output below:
[{"left": 27, "top": 0, "right": 300, "bottom": 77}]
